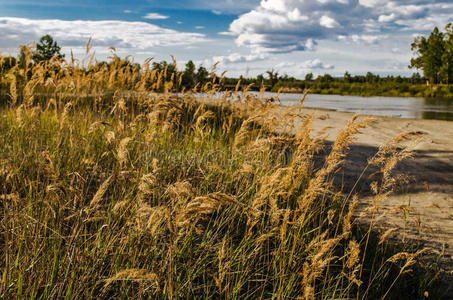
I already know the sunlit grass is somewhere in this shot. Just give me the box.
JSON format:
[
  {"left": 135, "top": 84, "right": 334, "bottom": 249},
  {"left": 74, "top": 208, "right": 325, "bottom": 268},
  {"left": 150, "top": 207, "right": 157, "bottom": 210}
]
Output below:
[{"left": 0, "top": 47, "right": 447, "bottom": 299}]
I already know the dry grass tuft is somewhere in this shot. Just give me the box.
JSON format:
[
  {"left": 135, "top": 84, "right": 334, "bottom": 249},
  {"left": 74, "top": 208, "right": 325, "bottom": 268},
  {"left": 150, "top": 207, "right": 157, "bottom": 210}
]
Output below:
[
  {"left": 0, "top": 46, "right": 440, "bottom": 300},
  {"left": 89, "top": 175, "right": 113, "bottom": 207}
]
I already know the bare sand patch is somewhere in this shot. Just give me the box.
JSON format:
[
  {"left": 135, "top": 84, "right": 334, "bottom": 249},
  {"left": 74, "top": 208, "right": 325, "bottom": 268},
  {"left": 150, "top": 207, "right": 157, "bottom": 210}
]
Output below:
[
  {"left": 299, "top": 107, "right": 453, "bottom": 274},
  {"left": 208, "top": 97, "right": 453, "bottom": 282}
]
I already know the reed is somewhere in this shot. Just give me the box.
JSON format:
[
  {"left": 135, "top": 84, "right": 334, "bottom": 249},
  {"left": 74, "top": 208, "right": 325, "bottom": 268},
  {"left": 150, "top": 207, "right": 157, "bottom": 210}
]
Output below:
[{"left": 0, "top": 46, "right": 445, "bottom": 299}]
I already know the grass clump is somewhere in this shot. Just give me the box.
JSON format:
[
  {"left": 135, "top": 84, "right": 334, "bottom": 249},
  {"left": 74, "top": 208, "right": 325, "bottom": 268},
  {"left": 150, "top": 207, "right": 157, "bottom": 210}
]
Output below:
[{"left": 0, "top": 47, "right": 447, "bottom": 299}]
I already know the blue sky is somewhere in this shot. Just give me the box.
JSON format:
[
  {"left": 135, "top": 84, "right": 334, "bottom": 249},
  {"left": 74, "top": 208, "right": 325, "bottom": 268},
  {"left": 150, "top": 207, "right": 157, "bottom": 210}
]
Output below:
[{"left": 1, "top": 0, "right": 452, "bottom": 77}]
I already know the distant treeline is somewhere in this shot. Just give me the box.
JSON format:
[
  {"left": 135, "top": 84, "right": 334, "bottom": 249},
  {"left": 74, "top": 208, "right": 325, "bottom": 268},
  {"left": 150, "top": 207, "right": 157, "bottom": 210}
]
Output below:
[
  {"left": 2, "top": 25, "right": 453, "bottom": 98},
  {"left": 220, "top": 71, "right": 449, "bottom": 98},
  {"left": 3, "top": 54, "right": 448, "bottom": 98}
]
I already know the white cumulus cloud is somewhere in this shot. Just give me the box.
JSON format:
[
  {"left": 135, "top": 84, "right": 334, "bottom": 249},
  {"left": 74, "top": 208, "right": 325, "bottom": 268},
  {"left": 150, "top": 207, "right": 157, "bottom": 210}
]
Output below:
[
  {"left": 275, "top": 58, "right": 334, "bottom": 75},
  {"left": 378, "top": 13, "right": 396, "bottom": 23},
  {"left": 301, "top": 58, "right": 334, "bottom": 70},
  {"left": 226, "top": 0, "right": 453, "bottom": 54},
  {"left": 143, "top": 13, "right": 169, "bottom": 20},
  {"left": 319, "top": 15, "right": 339, "bottom": 28},
  {"left": 351, "top": 34, "right": 382, "bottom": 45},
  {"left": 212, "top": 52, "right": 267, "bottom": 64},
  {"left": 0, "top": 17, "right": 207, "bottom": 54}
]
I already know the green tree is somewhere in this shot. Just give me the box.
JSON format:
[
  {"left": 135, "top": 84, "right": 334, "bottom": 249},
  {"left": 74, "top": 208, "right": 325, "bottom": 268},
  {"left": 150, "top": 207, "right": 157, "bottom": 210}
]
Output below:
[
  {"left": 151, "top": 60, "right": 166, "bottom": 72},
  {"left": 441, "top": 23, "right": 453, "bottom": 84},
  {"left": 411, "top": 72, "right": 422, "bottom": 84},
  {"left": 266, "top": 69, "right": 279, "bottom": 88},
  {"left": 410, "top": 36, "right": 427, "bottom": 71},
  {"left": 317, "top": 73, "right": 333, "bottom": 83},
  {"left": 152, "top": 60, "right": 177, "bottom": 82},
  {"left": 305, "top": 73, "right": 313, "bottom": 81},
  {"left": 182, "top": 60, "right": 196, "bottom": 88},
  {"left": 410, "top": 27, "right": 444, "bottom": 84},
  {"left": 195, "top": 66, "right": 209, "bottom": 84},
  {"left": 32, "top": 34, "right": 65, "bottom": 63},
  {"left": 344, "top": 71, "right": 351, "bottom": 83},
  {"left": 256, "top": 74, "right": 265, "bottom": 87},
  {"left": 366, "top": 72, "right": 377, "bottom": 84}
]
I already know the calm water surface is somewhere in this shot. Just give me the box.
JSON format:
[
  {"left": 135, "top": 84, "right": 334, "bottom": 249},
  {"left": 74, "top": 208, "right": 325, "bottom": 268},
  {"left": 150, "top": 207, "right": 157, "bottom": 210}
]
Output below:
[{"left": 256, "top": 92, "right": 453, "bottom": 121}]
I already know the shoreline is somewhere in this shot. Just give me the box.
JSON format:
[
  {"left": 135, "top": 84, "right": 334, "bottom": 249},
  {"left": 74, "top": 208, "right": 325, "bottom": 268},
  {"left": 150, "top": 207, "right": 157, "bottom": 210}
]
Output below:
[{"left": 227, "top": 87, "right": 453, "bottom": 99}]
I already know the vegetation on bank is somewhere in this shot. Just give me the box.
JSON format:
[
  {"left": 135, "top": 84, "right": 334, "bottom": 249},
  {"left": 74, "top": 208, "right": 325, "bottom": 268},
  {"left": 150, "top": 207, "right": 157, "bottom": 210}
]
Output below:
[
  {"left": 3, "top": 25, "right": 453, "bottom": 99},
  {"left": 235, "top": 23, "right": 453, "bottom": 98},
  {"left": 0, "top": 43, "right": 450, "bottom": 299},
  {"left": 223, "top": 72, "right": 453, "bottom": 98}
]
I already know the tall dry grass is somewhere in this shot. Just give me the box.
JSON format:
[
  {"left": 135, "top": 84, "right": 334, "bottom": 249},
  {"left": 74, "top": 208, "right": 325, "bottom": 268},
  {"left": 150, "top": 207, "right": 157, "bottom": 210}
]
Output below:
[{"left": 0, "top": 46, "right": 446, "bottom": 299}]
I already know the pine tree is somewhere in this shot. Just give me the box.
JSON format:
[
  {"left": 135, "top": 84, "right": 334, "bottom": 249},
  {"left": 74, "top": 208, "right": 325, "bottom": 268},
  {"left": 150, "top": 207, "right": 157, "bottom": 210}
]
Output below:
[
  {"left": 441, "top": 23, "right": 453, "bottom": 84},
  {"left": 410, "top": 27, "right": 444, "bottom": 84},
  {"left": 182, "top": 60, "right": 196, "bottom": 88},
  {"left": 195, "top": 66, "right": 209, "bottom": 84},
  {"left": 32, "top": 35, "right": 65, "bottom": 63}
]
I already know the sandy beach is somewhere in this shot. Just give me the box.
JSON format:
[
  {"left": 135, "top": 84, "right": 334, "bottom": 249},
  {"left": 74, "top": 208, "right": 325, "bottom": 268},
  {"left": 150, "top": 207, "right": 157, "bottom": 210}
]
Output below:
[{"left": 294, "top": 107, "right": 453, "bottom": 273}]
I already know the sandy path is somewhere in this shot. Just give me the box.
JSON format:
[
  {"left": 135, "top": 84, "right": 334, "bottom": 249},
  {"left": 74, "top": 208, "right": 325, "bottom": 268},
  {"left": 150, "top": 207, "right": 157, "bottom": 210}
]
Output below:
[{"left": 289, "top": 107, "right": 453, "bottom": 274}]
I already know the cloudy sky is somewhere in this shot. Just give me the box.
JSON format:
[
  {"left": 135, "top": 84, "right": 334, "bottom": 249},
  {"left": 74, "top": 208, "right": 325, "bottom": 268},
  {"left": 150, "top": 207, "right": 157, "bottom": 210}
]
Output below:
[{"left": 1, "top": 0, "right": 452, "bottom": 77}]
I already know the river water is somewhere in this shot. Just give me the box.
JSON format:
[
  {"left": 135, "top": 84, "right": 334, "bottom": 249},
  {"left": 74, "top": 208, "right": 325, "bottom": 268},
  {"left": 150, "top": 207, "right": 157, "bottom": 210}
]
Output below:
[{"left": 255, "top": 92, "right": 453, "bottom": 121}]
